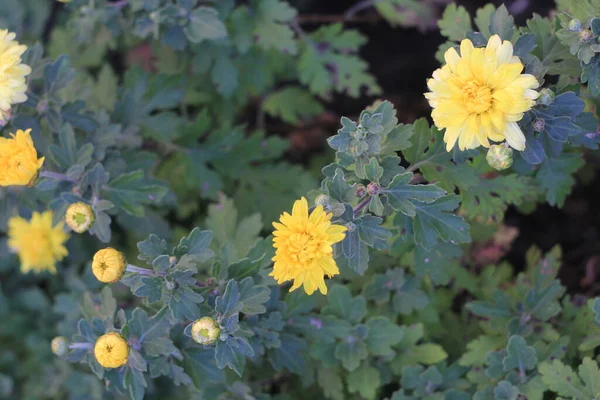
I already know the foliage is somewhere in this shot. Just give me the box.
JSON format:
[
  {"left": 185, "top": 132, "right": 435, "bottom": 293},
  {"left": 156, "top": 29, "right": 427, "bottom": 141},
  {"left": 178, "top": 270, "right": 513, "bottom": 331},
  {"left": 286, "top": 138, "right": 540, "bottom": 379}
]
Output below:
[{"left": 1, "top": 1, "right": 600, "bottom": 400}]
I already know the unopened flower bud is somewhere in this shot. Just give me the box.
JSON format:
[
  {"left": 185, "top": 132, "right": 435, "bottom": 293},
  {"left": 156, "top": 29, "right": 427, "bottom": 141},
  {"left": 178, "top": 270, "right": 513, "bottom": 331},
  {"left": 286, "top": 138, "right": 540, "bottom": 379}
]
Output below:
[
  {"left": 533, "top": 118, "right": 545, "bottom": 132},
  {"left": 329, "top": 201, "right": 346, "bottom": 217},
  {"left": 568, "top": 18, "right": 582, "bottom": 32},
  {"left": 191, "top": 317, "right": 221, "bottom": 345},
  {"left": 51, "top": 336, "right": 69, "bottom": 356},
  {"left": 94, "top": 333, "right": 129, "bottom": 368},
  {"left": 165, "top": 280, "right": 177, "bottom": 291},
  {"left": 579, "top": 29, "right": 594, "bottom": 43},
  {"left": 537, "top": 88, "right": 555, "bottom": 106},
  {"left": 366, "top": 182, "right": 380, "bottom": 196},
  {"left": 356, "top": 184, "right": 366, "bottom": 198},
  {"left": 65, "top": 202, "right": 95, "bottom": 233},
  {"left": 486, "top": 144, "right": 513, "bottom": 171},
  {"left": 92, "top": 248, "right": 126, "bottom": 283},
  {"left": 315, "top": 194, "right": 330, "bottom": 207}
]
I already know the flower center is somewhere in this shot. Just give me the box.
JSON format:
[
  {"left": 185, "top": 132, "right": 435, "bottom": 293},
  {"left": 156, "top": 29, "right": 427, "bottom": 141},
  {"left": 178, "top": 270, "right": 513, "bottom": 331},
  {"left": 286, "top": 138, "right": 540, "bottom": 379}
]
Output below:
[
  {"left": 289, "top": 233, "right": 320, "bottom": 264},
  {"left": 462, "top": 80, "right": 492, "bottom": 114},
  {"left": 99, "top": 262, "right": 108, "bottom": 271}
]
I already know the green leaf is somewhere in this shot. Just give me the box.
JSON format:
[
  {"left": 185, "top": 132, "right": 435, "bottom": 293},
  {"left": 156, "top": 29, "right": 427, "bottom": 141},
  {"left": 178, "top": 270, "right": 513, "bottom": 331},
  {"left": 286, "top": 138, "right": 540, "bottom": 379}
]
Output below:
[
  {"left": 129, "top": 307, "right": 170, "bottom": 342},
  {"left": 268, "top": 333, "right": 307, "bottom": 375},
  {"left": 104, "top": 170, "right": 168, "bottom": 217},
  {"left": 438, "top": 4, "right": 472, "bottom": 41},
  {"left": 493, "top": 381, "right": 518, "bottom": 400},
  {"left": 323, "top": 284, "right": 366, "bottom": 323},
  {"left": 326, "top": 168, "right": 355, "bottom": 203},
  {"left": 539, "top": 359, "right": 590, "bottom": 399},
  {"left": 137, "top": 234, "right": 168, "bottom": 264},
  {"left": 176, "top": 228, "right": 214, "bottom": 261},
  {"left": 536, "top": 149, "right": 584, "bottom": 207},
  {"left": 347, "top": 363, "right": 381, "bottom": 400},
  {"left": 400, "top": 344, "right": 448, "bottom": 366},
  {"left": 211, "top": 52, "right": 239, "bottom": 96},
  {"left": 128, "top": 348, "right": 147, "bottom": 372},
  {"left": 365, "top": 316, "right": 403, "bottom": 356},
  {"left": 382, "top": 172, "right": 446, "bottom": 217},
  {"left": 317, "top": 366, "right": 345, "bottom": 400},
  {"left": 183, "top": 348, "right": 225, "bottom": 388},
  {"left": 489, "top": 4, "right": 514, "bottom": 40},
  {"left": 356, "top": 215, "right": 392, "bottom": 250},
  {"left": 254, "top": 0, "right": 297, "bottom": 54},
  {"left": 299, "top": 24, "right": 380, "bottom": 98},
  {"left": 411, "top": 195, "right": 471, "bottom": 250},
  {"left": 215, "top": 336, "right": 254, "bottom": 376},
  {"left": 133, "top": 277, "right": 163, "bottom": 303},
  {"left": 238, "top": 277, "right": 270, "bottom": 315},
  {"left": 502, "top": 335, "right": 537, "bottom": 372},
  {"left": 263, "top": 87, "right": 323, "bottom": 124},
  {"left": 459, "top": 335, "right": 505, "bottom": 367},
  {"left": 184, "top": 7, "right": 228, "bottom": 43},
  {"left": 215, "top": 280, "right": 242, "bottom": 319},
  {"left": 335, "top": 333, "right": 368, "bottom": 371},
  {"left": 364, "top": 158, "right": 383, "bottom": 183}
]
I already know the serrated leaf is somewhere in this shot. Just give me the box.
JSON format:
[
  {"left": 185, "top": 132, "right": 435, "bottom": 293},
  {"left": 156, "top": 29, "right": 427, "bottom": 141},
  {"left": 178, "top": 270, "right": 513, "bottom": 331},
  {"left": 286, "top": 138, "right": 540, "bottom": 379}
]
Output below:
[
  {"left": 323, "top": 285, "right": 366, "bottom": 323},
  {"left": 238, "top": 277, "right": 270, "bottom": 315},
  {"left": 347, "top": 363, "right": 381, "bottom": 399},
  {"left": 215, "top": 280, "right": 242, "bottom": 319},
  {"left": 503, "top": 335, "right": 537, "bottom": 372},
  {"left": 438, "top": 4, "right": 472, "bottom": 41},
  {"left": 365, "top": 316, "right": 403, "bottom": 356},
  {"left": 382, "top": 172, "right": 446, "bottom": 217},
  {"left": 263, "top": 87, "right": 323, "bottom": 124},
  {"left": 215, "top": 336, "right": 254, "bottom": 376},
  {"left": 184, "top": 7, "right": 227, "bottom": 43},
  {"left": 411, "top": 195, "right": 471, "bottom": 250}
]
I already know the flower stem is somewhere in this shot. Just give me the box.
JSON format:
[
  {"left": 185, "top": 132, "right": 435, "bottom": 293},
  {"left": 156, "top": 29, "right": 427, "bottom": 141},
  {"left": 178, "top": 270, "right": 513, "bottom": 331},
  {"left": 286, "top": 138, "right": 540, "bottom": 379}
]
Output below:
[
  {"left": 126, "top": 264, "right": 164, "bottom": 276},
  {"left": 68, "top": 342, "right": 93, "bottom": 350},
  {"left": 353, "top": 196, "right": 371, "bottom": 217},
  {"left": 39, "top": 171, "right": 77, "bottom": 183}
]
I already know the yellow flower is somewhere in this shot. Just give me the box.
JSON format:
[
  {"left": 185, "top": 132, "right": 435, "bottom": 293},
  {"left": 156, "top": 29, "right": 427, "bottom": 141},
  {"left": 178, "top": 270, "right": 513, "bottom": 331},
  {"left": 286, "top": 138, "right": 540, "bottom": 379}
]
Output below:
[
  {"left": 65, "top": 202, "right": 95, "bottom": 233},
  {"left": 0, "top": 30, "right": 31, "bottom": 121},
  {"left": 92, "top": 248, "right": 127, "bottom": 283},
  {"left": 94, "top": 332, "right": 129, "bottom": 369},
  {"left": 271, "top": 197, "right": 347, "bottom": 295},
  {"left": 8, "top": 210, "right": 69, "bottom": 274},
  {"left": 51, "top": 336, "right": 69, "bottom": 356},
  {"left": 191, "top": 317, "right": 221, "bottom": 345},
  {"left": 425, "top": 35, "right": 540, "bottom": 151},
  {"left": 0, "top": 129, "right": 44, "bottom": 186}
]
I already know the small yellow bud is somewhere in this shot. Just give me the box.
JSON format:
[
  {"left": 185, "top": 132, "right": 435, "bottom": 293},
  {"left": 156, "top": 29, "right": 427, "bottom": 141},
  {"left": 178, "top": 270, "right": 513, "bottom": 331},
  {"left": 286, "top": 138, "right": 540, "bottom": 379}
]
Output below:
[
  {"left": 94, "top": 333, "right": 129, "bottom": 369},
  {"left": 92, "top": 248, "right": 127, "bottom": 283},
  {"left": 65, "top": 202, "right": 95, "bottom": 233},
  {"left": 486, "top": 144, "right": 514, "bottom": 171},
  {"left": 51, "top": 336, "right": 69, "bottom": 356},
  {"left": 191, "top": 317, "right": 221, "bottom": 345}
]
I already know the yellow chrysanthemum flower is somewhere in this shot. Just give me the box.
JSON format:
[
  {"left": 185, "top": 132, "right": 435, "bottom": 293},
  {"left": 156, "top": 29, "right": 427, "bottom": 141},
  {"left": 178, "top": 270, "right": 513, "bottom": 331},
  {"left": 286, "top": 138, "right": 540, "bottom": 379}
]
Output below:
[
  {"left": 425, "top": 35, "right": 540, "bottom": 151},
  {"left": 191, "top": 317, "right": 221, "bottom": 345},
  {"left": 65, "top": 202, "right": 96, "bottom": 233},
  {"left": 271, "top": 197, "right": 347, "bottom": 295},
  {"left": 0, "top": 30, "right": 31, "bottom": 121},
  {"left": 0, "top": 129, "right": 44, "bottom": 186},
  {"left": 92, "top": 248, "right": 127, "bottom": 283},
  {"left": 94, "top": 332, "right": 129, "bottom": 369},
  {"left": 8, "top": 210, "right": 69, "bottom": 274}
]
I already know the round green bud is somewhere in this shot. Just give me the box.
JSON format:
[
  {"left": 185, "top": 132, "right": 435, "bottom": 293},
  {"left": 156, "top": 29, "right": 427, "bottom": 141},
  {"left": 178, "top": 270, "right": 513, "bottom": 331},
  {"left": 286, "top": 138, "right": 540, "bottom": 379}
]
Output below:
[
  {"left": 486, "top": 144, "right": 514, "bottom": 171},
  {"left": 315, "top": 194, "right": 330, "bottom": 207},
  {"left": 65, "top": 202, "right": 96, "bottom": 233},
  {"left": 51, "top": 336, "right": 69, "bottom": 356},
  {"left": 568, "top": 18, "right": 582, "bottom": 32},
  {"left": 533, "top": 118, "right": 545, "bottom": 132},
  {"left": 191, "top": 317, "right": 221, "bottom": 345},
  {"left": 579, "top": 29, "right": 594, "bottom": 43},
  {"left": 329, "top": 201, "right": 346, "bottom": 217},
  {"left": 537, "top": 88, "right": 555, "bottom": 106}
]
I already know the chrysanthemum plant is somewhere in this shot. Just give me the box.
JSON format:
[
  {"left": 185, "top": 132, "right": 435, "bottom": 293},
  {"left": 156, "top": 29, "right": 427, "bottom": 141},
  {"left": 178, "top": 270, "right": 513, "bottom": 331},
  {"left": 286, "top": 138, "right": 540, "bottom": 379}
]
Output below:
[{"left": 2, "top": 0, "right": 600, "bottom": 399}]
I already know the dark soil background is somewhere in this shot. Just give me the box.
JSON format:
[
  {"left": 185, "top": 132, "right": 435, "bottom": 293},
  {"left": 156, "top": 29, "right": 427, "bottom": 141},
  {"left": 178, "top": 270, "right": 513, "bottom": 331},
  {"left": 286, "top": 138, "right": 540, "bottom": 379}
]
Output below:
[{"left": 285, "top": 0, "right": 600, "bottom": 295}]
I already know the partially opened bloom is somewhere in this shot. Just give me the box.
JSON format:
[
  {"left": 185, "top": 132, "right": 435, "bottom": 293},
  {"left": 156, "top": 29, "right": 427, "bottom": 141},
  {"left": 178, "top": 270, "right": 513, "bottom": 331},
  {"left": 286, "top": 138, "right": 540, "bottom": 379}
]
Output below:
[
  {"left": 8, "top": 210, "right": 69, "bottom": 274},
  {"left": 0, "top": 30, "right": 31, "bottom": 121},
  {"left": 65, "top": 202, "right": 95, "bottom": 233},
  {"left": 271, "top": 197, "right": 347, "bottom": 295},
  {"left": 425, "top": 35, "right": 540, "bottom": 151},
  {"left": 92, "top": 248, "right": 126, "bottom": 283},
  {"left": 0, "top": 129, "right": 44, "bottom": 186},
  {"left": 191, "top": 317, "right": 221, "bottom": 345},
  {"left": 94, "top": 333, "right": 129, "bottom": 368}
]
